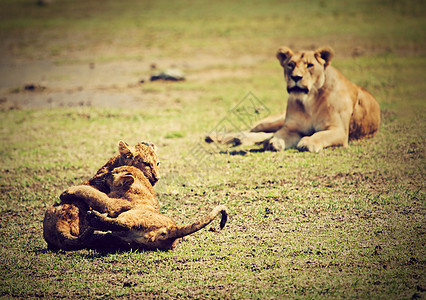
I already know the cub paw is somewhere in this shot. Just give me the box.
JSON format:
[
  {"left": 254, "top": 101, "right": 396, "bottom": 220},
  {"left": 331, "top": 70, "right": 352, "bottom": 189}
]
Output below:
[
  {"left": 86, "top": 210, "right": 106, "bottom": 228},
  {"left": 59, "top": 189, "right": 74, "bottom": 203},
  {"left": 264, "top": 137, "right": 285, "bottom": 152}
]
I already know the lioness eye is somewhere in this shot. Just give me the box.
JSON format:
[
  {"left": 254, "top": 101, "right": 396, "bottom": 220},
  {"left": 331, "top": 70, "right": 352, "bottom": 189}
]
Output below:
[
  {"left": 157, "top": 162, "right": 160, "bottom": 166},
  {"left": 307, "top": 63, "right": 314, "bottom": 68},
  {"left": 287, "top": 62, "right": 295, "bottom": 69}
]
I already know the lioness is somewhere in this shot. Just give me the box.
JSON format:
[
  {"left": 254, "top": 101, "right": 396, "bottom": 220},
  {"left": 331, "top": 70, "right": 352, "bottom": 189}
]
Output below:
[
  {"left": 43, "top": 141, "right": 160, "bottom": 251},
  {"left": 64, "top": 166, "right": 228, "bottom": 251},
  {"left": 206, "top": 46, "right": 380, "bottom": 152}
]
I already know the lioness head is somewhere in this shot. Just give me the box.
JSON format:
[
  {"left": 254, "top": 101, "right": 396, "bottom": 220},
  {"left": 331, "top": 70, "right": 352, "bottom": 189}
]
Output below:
[
  {"left": 118, "top": 141, "right": 160, "bottom": 186},
  {"left": 276, "top": 46, "right": 334, "bottom": 100}
]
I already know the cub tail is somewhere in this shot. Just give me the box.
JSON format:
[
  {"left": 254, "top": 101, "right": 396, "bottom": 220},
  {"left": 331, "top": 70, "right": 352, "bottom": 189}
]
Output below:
[{"left": 170, "top": 205, "right": 228, "bottom": 239}]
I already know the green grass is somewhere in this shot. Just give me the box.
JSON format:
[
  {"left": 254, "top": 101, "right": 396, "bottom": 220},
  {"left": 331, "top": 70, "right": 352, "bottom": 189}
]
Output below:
[
  {"left": 1, "top": 0, "right": 425, "bottom": 60},
  {"left": 0, "top": 0, "right": 425, "bottom": 298}
]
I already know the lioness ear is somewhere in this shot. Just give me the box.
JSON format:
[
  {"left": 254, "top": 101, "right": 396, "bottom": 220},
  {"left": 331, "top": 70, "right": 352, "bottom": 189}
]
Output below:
[
  {"left": 276, "top": 47, "right": 294, "bottom": 67},
  {"left": 118, "top": 140, "right": 132, "bottom": 158},
  {"left": 315, "top": 47, "right": 334, "bottom": 68}
]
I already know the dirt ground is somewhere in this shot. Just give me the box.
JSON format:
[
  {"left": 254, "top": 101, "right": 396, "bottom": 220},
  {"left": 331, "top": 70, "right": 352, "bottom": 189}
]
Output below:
[
  {"left": 0, "top": 52, "right": 265, "bottom": 110},
  {"left": 0, "top": 42, "right": 387, "bottom": 111}
]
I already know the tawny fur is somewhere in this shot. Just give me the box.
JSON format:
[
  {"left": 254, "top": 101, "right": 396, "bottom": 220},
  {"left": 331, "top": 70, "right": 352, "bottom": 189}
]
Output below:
[
  {"left": 61, "top": 166, "right": 159, "bottom": 216},
  {"left": 86, "top": 140, "right": 160, "bottom": 193},
  {"left": 42, "top": 141, "right": 160, "bottom": 251},
  {"left": 42, "top": 200, "right": 94, "bottom": 251},
  {"left": 206, "top": 46, "right": 380, "bottom": 152},
  {"left": 87, "top": 205, "right": 228, "bottom": 251},
  {"left": 68, "top": 166, "right": 228, "bottom": 251}
]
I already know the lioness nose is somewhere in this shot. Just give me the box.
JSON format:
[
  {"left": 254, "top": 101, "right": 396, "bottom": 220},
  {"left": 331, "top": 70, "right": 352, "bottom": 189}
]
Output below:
[{"left": 291, "top": 75, "right": 302, "bottom": 82}]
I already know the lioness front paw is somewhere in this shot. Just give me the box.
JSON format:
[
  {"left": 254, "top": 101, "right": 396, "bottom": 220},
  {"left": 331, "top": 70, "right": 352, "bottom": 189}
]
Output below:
[
  {"left": 297, "top": 137, "right": 322, "bottom": 153},
  {"left": 264, "top": 137, "right": 285, "bottom": 152}
]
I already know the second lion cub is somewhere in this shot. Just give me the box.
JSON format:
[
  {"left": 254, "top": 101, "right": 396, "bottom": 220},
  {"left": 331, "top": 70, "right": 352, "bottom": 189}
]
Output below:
[{"left": 63, "top": 166, "right": 228, "bottom": 250}]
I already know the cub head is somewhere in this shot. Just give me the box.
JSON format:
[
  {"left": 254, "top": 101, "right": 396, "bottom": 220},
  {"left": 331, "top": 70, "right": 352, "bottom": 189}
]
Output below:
[
  {"left": 276, "top": 46, "right": 334, "bottom": 100},
  {"left": 118, "top": 141, "right": 160, "bottom": 186},
  {"left": 107, "top": 166, "right": 143, "bottom": 191},
  {"left": 139, "top": 226, "right": 180, "bottom": 251}
]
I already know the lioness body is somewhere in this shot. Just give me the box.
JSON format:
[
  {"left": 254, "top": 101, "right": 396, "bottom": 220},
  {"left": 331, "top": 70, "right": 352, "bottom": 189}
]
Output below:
[
  {"left": 266, "top": 46, "right": 380, "bottom": 152},
  {"left": 43, "top": 141, "right": 160, "bottom": 251},
  {"left": 206, "top": 46, "right": 380, "bottom": 152}
]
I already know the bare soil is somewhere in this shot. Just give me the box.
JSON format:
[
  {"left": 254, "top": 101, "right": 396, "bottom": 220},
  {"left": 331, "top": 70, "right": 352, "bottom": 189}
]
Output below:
[{"left": 0, "top": 53, "right": 265, "bottom": 110}]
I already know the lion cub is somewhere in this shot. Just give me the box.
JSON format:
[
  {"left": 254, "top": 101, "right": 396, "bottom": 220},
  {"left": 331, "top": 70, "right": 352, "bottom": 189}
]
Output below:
[
  {"left": 43, "top": 141, "right": 160, "bottom": 251},
  {"left": 65, "top": 166, "right": 228, "bottom": 251},
  {"left": 60, "top": 166, "right": 159, "bottom": 217}
]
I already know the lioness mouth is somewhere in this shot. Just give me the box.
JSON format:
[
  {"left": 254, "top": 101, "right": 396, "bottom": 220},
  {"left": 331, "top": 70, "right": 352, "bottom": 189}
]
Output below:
[{"left": 287, "top": 86, "right": 309, "bottom": 94}]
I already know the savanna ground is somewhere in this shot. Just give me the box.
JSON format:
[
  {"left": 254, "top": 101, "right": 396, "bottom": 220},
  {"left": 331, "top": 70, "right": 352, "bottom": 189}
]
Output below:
[{"left": 0, "top": 0, "right": 425, "bottom": 298}]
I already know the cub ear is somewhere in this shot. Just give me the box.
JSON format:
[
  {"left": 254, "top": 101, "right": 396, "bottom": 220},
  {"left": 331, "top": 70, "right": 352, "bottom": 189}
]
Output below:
[
  {"left": 141, "top": 141, "right": 157, "bottom": 152},
  {"left": 122, "top": 175, "right": 135, "bottom": 187},
  {"left": 315, "top": 47, "right": 334, "bottom": 68},
  {"left": 276, "top": 47, "right": 294, "bottom": 67},
  {"left": 118, "top": 140, "right": 132, "bottom": 158}
]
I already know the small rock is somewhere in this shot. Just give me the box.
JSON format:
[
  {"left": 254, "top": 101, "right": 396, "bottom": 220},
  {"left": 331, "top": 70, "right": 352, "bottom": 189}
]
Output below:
[
  {"left": 0, "top": 99, "right": 21, "bottom": 111},
  {"left": 24, "top": 83, "right": 46, "bottom": 92},
  {"left": 352, "top": 47, "right": 365, "bottom": 57},
  {"left": 150, "top": 69, "right": 185, "bottom": 81},
  {"left": 37, "top": 0, "right": 54, "bottom": 6}
]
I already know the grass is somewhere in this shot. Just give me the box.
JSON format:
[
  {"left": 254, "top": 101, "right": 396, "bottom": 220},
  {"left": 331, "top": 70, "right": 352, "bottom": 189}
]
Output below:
[
  {"left": 0, "top": 0, "right": 425, "bottom": 298},
  {"left": 1, "top": 0, "right": 425, "bottom": 61}
]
